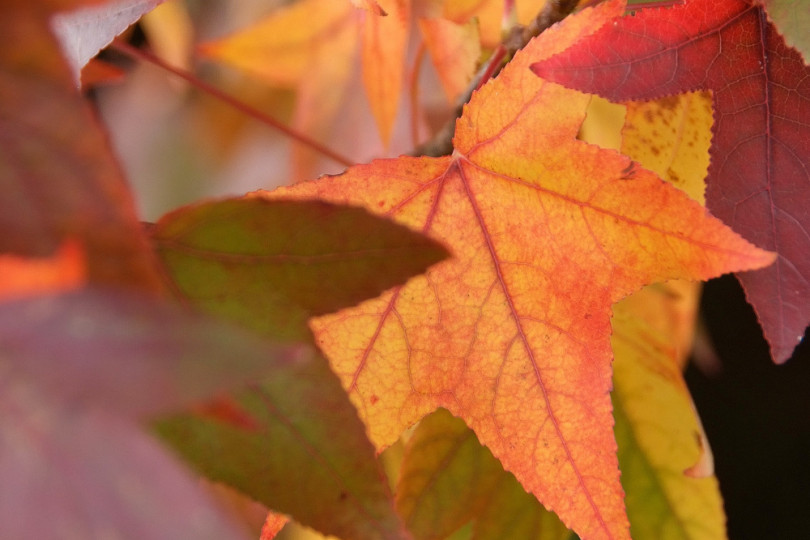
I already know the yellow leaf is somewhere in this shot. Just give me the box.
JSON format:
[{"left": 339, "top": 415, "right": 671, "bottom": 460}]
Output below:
[
  {"left": 611, "top": 304, "right": 726, "bottom": 539},
  {"left": 622, "top": 91, "right": 713, "bottom": 204}
]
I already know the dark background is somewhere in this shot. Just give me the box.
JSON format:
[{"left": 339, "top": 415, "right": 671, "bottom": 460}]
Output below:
[{"left": 687, "top": 275, "right": 810, "bottom": 539}]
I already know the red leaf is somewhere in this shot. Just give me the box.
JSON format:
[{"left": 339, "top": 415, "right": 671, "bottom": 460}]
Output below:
[
  {"left": 0, "top": 381, "right": 251, "bottom": 540},
  {"left": 532, "top": 0, "right": 810, "bottom": 362},
  {"left": 0, "top": 3, "right": 162, "bottom": 291},
  {"left": 0, "top": 289, "right": 308, "bottom": 418}
]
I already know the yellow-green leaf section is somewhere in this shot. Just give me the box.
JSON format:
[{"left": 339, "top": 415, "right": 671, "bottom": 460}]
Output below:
[
  {"left": 611, "top": 305, "right": 725, "bottom": 539},
  {"left": 396, "top": 409, "right": 572, "bottom": 540}
]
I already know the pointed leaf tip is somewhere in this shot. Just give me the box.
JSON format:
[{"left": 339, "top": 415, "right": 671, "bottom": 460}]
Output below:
[{"left": 152, "top": 197, "right": 449, "bottom": 341}]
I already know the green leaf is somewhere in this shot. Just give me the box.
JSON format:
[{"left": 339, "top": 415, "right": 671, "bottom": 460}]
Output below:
[
  {"left": 151, "top": 197, "right": 450, "bottom": 341},
  {"left": 611, "top": 304, "right": 726, "bottom": 539},
  {"left": 761, "top": 0, "right": 810, "bottom": 64},
  {"left": 155, "top": 346, "right": 407, "bottom": 540},
  {"left": 396, "top": 409, "right": 571, "bottom": 540}
]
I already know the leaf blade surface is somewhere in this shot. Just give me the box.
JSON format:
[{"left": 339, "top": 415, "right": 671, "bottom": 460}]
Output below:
[
  {"left": 156, "top": 347, "right": 409, "bottom": 540},
  {"left": 152, "top": 197, "right": 449, "bottom": 342},
  {"left": 0, "top": 288, "right": 308, "bottom": 418},
  {"left": 255, "top": 2, "right": 774, "bottom": 538}
]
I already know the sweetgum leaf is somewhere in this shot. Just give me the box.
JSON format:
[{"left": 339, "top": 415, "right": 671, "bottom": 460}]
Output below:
[
  {"left": 0, "top": 2, "right": 162, "bottom": 291},
  {"left": 532, "top": 0, "right": 810, "bottom": 362},
  {"left": 155, "top": 346, "right": 408, "bottom": 540},
  {"left": 0, "top": 288, "right": 308, "bottom": 418},
  {"left": 151, "top": 197, "right": 449, "bottom": 342},
  {"left": 0, "top": 379, "right": 250, "bottom": 540},
  {"left": 254, "top": 1, "right": 774, "bottom": 537}
]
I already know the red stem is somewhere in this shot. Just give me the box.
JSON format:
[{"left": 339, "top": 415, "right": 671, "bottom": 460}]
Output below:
[
  {"left": 476, "top": 45, "right": 508, "bottom": 92},
  {"left": 111, "top": 41, "right": 354, "bottom": 169}
]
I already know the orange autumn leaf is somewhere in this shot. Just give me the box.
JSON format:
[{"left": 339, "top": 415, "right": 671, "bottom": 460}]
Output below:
[
  {"left": 254, "top": 1, "right": 774, "bottom": 538},
  {"left": 583, "top": 82, "right": 723, "bottom": 532},
  {"left": 362, "top": 0, "right": 410, "bottom": 144},
  {"left": 441, "top": 0, "right": 503, "bottom": 47},
  {"left": 579, "top": 91, "right": 715, "bottom": 366},
  {"left": 259, "top": 511, "right": 289, "bottom": 540},
  {"left": 418, "top": 16, "right": 481, "bottom": 103},
  {"left": 0, "top": 239, "right": 86, "bottom": 300},
  {"left": 201, "top": 0, "right": 409, "bottom": 153}
]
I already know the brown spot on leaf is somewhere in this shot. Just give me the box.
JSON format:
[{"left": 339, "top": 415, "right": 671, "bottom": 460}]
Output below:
[{"left": 658, "top": 95, "right": 680, "bottom": 110}]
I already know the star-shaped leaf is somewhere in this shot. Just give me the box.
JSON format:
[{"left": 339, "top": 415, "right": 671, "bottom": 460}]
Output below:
[
  {"left": 252, "top": 1, "right": 774, "bottom": 537},
  {"left": 532, "top": 0, "right": 810, "bottom": 362}
]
